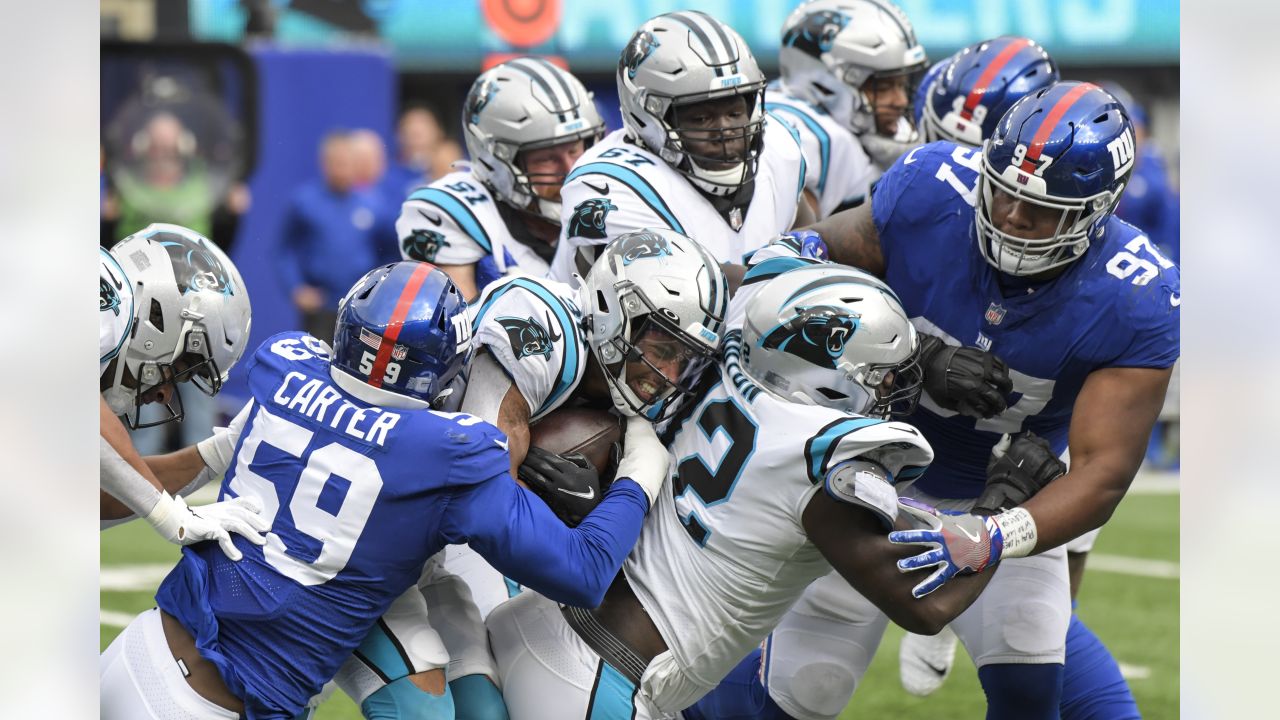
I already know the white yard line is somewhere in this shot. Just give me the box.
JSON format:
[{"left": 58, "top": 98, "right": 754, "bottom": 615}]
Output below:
[
  {"left": 1128, "top": 469, "right": 1179, "bottom": 495},
  {"left": 100, "top": 564, "right": 173, "bottom": 591},
  {"left": 100, "top": 609, "right": 137, "bottom": 628},
  {"left": 1118, "top": 662, "right": 1153, "bottom": 680},
  {"left": 1086, "top": 553, "right": 1179, "bottom": 580}
]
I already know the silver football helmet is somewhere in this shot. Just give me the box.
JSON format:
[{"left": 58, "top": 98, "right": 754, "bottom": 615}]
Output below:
[
  {"left": 617, "top": 11, "right": 767, "bottom": 198},
  {"left": 463, "top": 57, "right": 605, "bottom": 224},
  {"left": 740, "top": 264, "right": 922, "bottom": 418},
  {"left": 103, "top": 223, "right": 252, "bottom": 427},
  {"left": 580, "top": 228, "right": 728, "bottom": 421},
  {"left": 778, "top": 0, "right": 927, "bottom": 138}
]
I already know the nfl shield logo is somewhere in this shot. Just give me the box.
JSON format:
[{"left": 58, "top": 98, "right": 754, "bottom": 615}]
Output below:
[
  {"left": 729, "top": 207, "right": 744, "bottom": 231},
  {"left": 984, "top": 302, "right": 1006, "bottom": 325}
]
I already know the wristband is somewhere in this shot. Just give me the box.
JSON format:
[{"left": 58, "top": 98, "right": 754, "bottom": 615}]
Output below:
[
  {"left": 144, "top": 492, "right": 184, "bottom": 542},
  {"left": 989, "top": 507, "right": 1038, "bottom": 558}
]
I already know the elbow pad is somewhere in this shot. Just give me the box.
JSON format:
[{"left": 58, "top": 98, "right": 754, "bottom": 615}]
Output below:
[{"left": 823, "top": 459, "right": 897, "bottom": 530}]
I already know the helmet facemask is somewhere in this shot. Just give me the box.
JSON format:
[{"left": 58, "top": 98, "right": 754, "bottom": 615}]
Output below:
[
  {"left": 663, "top": 88, "right": 767, "bottom": 198},
  {"left": 117, "top": 323, "right": 224, "bottom": 429}
]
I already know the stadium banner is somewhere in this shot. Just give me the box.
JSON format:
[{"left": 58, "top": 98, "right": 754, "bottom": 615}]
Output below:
[{"left": 191, "top": 0, "right": 1179, "bottom": 71}]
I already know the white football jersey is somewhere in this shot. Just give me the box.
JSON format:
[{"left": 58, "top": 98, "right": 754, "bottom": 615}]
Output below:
[
  {"left": 468, "top": 274, "right": 587, "bottom": 421},
  {"left": 764, "top": 89, "right": 872, "bottom": 219},
  {"left": 100, "top": 247, "right": 134, "bottom": 377},
  {"left": 623, "top": 331, "right": 932, "bottom": 698},
  {"left": 397, "top": 168, "right": 549, "bottom": 278},
  {"left": 549, "top": 115, "right": 807, "bottom": 282}
]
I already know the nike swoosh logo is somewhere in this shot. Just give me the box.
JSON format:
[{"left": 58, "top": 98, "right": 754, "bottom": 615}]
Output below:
[
  {"left": 418, "top": 209, "right": 444, "bottom": 226},
  {"left": 956, "top": 525, "right": 981, "bottom": 543},
  {"left": 923, "top": 660, "right": 947, "bottom": 676},
  {"left": 1169, "top": 293, "right": 1180, "bottom": 307},
  {"left": 903, "top": 147, "right": 922, "bottom": 165},
  {"left": 583, "top": 180, "right": 610, "bottom": 195},
  {"left": 494, "top": 439, "right": 509, "bottom": 451},
  {"left": 557, "top": 486, "right": 596, "bottom": 500}
]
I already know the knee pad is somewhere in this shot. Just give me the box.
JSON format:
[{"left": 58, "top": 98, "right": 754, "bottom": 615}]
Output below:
[
  {"left": 361, "top": 676, "right": 455, "bottom": 720},
  {"left": 978, "top": 663, "right": 1064, "bottom": 720},
  {"left": 450, "top": 674, "right": 510, "bottom": 720},
  {"left": 1061, "top": 615, "right": 1141, "bottom": 720}
]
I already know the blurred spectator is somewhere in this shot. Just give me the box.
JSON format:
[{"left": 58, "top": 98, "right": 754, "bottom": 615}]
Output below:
[
  {"left": 1102, "top": 81, "right": 1181, "bottom": 264},
  {"left": 275, "top": 130, "right": 396, "bottom": 344},
  {"left": 384, "top": 105, "right": 444, "bottom": 196}
]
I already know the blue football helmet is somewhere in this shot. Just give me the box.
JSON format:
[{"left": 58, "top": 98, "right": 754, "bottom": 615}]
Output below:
[
  {"left": 912, "top": 56, "right": 952, "bottom": 130},
  {"left": 976, "top": 81, "right": 1136, "bottom": 276},
  {"left": 331, "top": 261, "right": 472, "bottom": 407},
  {"left": 921, "top": 36, "right": 1058, "bottom": 147}
]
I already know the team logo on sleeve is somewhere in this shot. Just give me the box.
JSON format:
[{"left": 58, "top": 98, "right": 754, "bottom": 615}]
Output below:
[
  {"left": 568, "top": 198, "right": 617, "bottom": 240},
  {"left": 402, "top": 229, "right": 450, "bottom": 262},
  {"left": 759, "top": 305, "right": 859, "bottom": 369},
  {"left": 154, "top": 231, "right": 237, "bottom": 297},
  {"left": 621, "top": 30, "right": 660, "bottom": 79},
  {"left": 497, "top": 312, "right": 562, "bottom": 360},
  {"left": 612, "top": 230, "right": 673, "bottom": 265},
  {"left": 100, "top": 276, "right": 122, "bottom": 316},
  {"left": 783, "top": 10, "right": 849, "bottom": 57}
]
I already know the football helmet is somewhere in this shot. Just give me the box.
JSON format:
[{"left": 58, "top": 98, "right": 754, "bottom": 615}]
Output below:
[
  {"left": 617, "top": 11, "right": 767, "bottom": 198},
  {"left": 740, "top": 264, "right": 922, "bottom": 418},
  {"left": 331, "top": 261, "right": 472, "bottom": 409},
  {"left": 778, "top": 0, "right": 928, "bottom": 137},
  {"left": 104, "top": 223, "right": 252, "bottom": 428},
  {"left": 976, "top": 81, "right": 1135, "bottom": 276},
  {"left": 920, "top": 36, "right": 1059, "bottom": 147},
  {"left": 463, "top": 57, "right": 606, "bottom": 224},
  {"left": 581, "top": 228, "right": 728, "bottom": 422}
]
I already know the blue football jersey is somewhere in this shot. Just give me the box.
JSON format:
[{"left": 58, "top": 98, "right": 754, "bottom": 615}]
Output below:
[
  {"left": 871, "top": 142, "right": 1180, "bottom": 498},
  {"left": 154, "top": 331, "right": 649, "bottom": 718}
]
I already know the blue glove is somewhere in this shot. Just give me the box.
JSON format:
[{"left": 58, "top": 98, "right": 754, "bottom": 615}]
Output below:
[
  {"left": 888, "top": 497, "right": 1005, "bottom": 598},
  {"left": 785, "top": 229, "right": 829, "bottom": 260}
]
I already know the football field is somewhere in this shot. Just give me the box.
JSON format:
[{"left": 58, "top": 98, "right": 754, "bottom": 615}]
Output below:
[{"left": 100, "top": 474, "right": 1178, "bottom": 719}]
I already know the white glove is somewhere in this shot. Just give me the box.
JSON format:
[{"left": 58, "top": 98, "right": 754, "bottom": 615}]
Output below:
[
  {"left": 612, "top": 416, "right": 669, "bottom": 508},
  {"left": 196, "top": 400, "right": 254, "bottom": 476},
  {"left": 145, "top": 492, "right": 270, "bottom": 561}
]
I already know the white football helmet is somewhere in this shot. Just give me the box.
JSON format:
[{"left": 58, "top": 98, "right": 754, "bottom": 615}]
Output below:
[
  {"left": 463, "top": 57, "right": 606, "bottom": 224},
  {"left": 778, "top": 0, "right": 927, "bottom": 137},
  {"left": 617, "top": 11, "right": 767, "bottom": 198},
  {"left": 740, "top": 264, "right": 922, "bottom": 418},
  {"left": 103, "top": 223, "right": 252, "bottom": 427},
  {"left": 580, "top": 228, "right": 728, "bottom": 421}
]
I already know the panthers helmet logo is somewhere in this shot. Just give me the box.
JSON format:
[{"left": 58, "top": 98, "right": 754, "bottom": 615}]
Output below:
[
  {"left": 467, "top": 77, "right": 500, "bottom": 126},
  {"left": 497, "top": 312, "right": 563, "bottom": 360},
  {"left": 760, "top": 305, "right": 859, "bottom": 369},
  {"left": 783, "top": 10, "right": 849, "bottom": 57},
  {"left": 100, "top": 276, "right": 122, "bottom": 316},
  {"left": 155, "top": 231, "right": 236, "bottom": 297},
  {"left": 567, "top": 198, "right": 617, "bottom": 240},
  {"left": 612, "top": 230, "right": 673, "bottom": 266},
  {"left": 621, "top": 30, "right": 661, "bottom": 80},
  {"left": 402, "top": 229, "right": 450, "bottom": 262}
]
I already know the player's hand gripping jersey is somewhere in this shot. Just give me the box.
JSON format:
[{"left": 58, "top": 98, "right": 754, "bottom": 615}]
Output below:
[
  {"left": 153, "top": 332, "right": 649, "bottom": 719},
  {"left": 550, "top": 116, "right": 806, "bottom": 280},
  {"left": 100, "top": 247, "right": 134, "bottom": 377},
  {"left": 398, "top": 168, "right": 550, "bottom": 288},
  {"left": 622, "top": 330, "right": 931, "bottom": 710},
  {"left": 764, "top": 88, "right": 872, "bottom": 218},
  {"left": 872, "top": 141, "right": 1180, "bottom": 498}
]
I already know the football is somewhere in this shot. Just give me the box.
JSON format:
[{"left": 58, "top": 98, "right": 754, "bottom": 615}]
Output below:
[{"left": 528, "top": 406, "right": 622, "bottom": 477}]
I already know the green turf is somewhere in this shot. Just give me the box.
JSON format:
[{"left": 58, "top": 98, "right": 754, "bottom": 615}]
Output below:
[{"left": 102, "top": 490, "right": 1178, "bottom": 719}]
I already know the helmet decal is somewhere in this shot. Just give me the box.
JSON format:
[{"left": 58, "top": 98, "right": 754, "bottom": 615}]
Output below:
[
  {"left": 402, "top": 229, "right": 450, "bottom": 263},
  {"left": 467, "top": 76, "right": 500, "bottom": 126},
  {"left": 154, "top": 230, "right": 237, "bottom": 297},
  {"left": 613, "top": 229, "right": 673, "bottom": 265},
  {"left": 497, "top": 312, "right": 562, "bottom": 360},
  {"left": 782, "top": 9, "right": 849, "bottom": 57},
  {"left": 760, "top": 305, "right": 861, "bottom": 370},
  {"left": 622, "top": 30, "right": 660, "bottom": 80},
  {"left": 567, "top": 197, "right": 617, "bottom": 239},
  {"left": 100, "top": 275, "right": 123, "bottom": 316}
]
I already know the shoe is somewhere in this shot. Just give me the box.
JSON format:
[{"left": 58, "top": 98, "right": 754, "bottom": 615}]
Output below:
[{"left": 899, "top": 626, "right": 958, "bottom": 697}]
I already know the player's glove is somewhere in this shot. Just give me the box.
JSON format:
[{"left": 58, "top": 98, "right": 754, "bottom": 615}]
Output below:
[
  {"left": 918, "top": 334, "right": 1014, "bottom": 419},
  {"left": 144, "top": 493, "right": 269, "bottom": 561},
  {"left": 972, "top": 432, "right": 1067, "bottom": 515},
  {"left": 518, "top": 447, "right": 605, "bottom": 528},
  {"left": 782, "top": 229, "right": 829, "bottom": 260},
  {"left": 888, "top": 498, "right": 1004, "bottom": 598}
]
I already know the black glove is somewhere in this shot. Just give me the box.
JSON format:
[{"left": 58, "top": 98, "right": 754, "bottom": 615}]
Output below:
[
  {"left": 518, "top": 447, "right": 605, "bottom": 527},
  {"left": 918, "top": 334, "right": 1014, "bottom": 419},
  {"left": 973, "top": 431, "right": 1067, "bottom": 515}
]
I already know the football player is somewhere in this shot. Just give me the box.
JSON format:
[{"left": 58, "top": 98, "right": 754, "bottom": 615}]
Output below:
[
  {"left": 100, "top": 261, "right": 672, "bottom": 720},
  {"left": 398, "top": 58, "right": 605, "bottom": 300},
  {"left": 757, "top": 81, "right": 1178, "bottom": 720},
  {"left": 768, "top": 0, "right": 927, "bottom": 218},
  {"left": 548, "top": 11, "right": 810, "bottom": 282},
  {"left": 100, "top": 224, "right": 265, "bottom": 558},
  {"left": 331, "top": 230, "right": 729, "bottom": 719},
  {"left": 483, "top": 261, "right": 1059, "bottom": 720}
]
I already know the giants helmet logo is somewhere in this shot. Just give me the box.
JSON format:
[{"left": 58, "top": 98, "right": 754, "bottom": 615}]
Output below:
[{"left": 760, "top": 305, "right": 860, "bottom": 370}]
